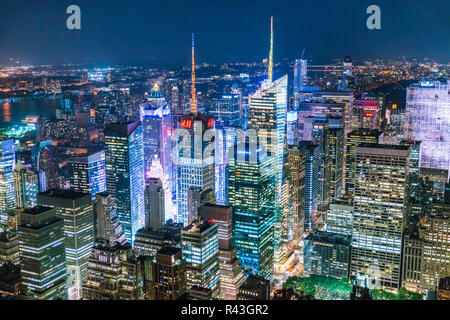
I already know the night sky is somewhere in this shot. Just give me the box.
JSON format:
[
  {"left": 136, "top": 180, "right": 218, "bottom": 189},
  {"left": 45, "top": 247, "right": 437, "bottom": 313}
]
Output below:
[{"left": 0, "top": 0, "right": 449, "bottom": 66}]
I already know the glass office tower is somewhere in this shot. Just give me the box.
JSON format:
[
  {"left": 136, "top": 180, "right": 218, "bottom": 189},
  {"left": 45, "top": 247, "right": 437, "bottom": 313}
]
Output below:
[
  {"left": 18, "top": 206, "right": 67, "bottom": 300},
  {"left": 70, "top": 150, "right": 106, "bottom": 199},
  {"left": 104, "top": 121, "right": 145, "bottom": 244},
  {"left": 0, "top": 138, "right": 15, "bottom": 225},
  {"left": 228, "top": 145, "right": 276, "bottom": 279}
]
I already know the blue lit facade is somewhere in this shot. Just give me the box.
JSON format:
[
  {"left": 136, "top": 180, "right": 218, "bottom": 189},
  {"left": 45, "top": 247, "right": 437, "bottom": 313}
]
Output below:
[
  {"left": 0, "top": 138, "right": 16, "bottom": 225},
  {"left": 105, "top": 122, "right": 145, "bottom": 244}
]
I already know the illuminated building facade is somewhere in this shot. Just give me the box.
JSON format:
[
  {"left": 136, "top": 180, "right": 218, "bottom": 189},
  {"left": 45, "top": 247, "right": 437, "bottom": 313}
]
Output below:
[
  {"left": 152, "top": 246, "right": 186, "bottom": 300},
  {"left": 206, "top": 94, "right": 241, "bottom": 128},
  {"left": 228, "top": 145, "right": 276, "bottom": 278},
  {"left": 304, "top": 231, "right": 351, "bottom": 279},
  {"left": 288, "top": 144, "right": 306, "bottom": 243},
  {"left": 69, "top": 150, "right": 106, "bottom": 199},
  {"left": 181, "top": 219, "right": 220, "bottom": 298},
  {"left": 0, "top": 231, "right": 19, "bottom": 266},
  {"left": 248, "top": 74, "right": 288, "bottom": 265},
  {"left": 326, "top": 198, "right": 353, "bottom": 236},
  {"left": 345, "top": 128, "right": 381, "bottom": 194},
  {"left": 0, "top": 138, "right": 15, "bottom": 225},
  {"left": 37, "top": 189, "right": 94, "bottom": 300},
  {"left": 405, "top": 80, "right": 450, "bottom": 171},
  {"left": 175, "top": 115, "right": 215, "bottom": 226},
  {"left": 13, "top": 162, "right": 38, "bottom": 209},
  {"left": 105, "top": 121, "right": 145, "bottom": 244},
  {"left": 199, "top": 203, "right": 245, "bottom": 300},
  {"left": 18, "top": 206, "right": 67, "bottom": 300},
  {"left": 301, "top": 141, "right": 320, "bottom": 233},
  {"left": 350, "top": 144, "right": 409, "bottom": 289},
  {"left": 95, "top": 192, "right": 127, "bottom": 246},
  {"left": 144, "top": 177, "right": 165, "bottom": 231},
  {"left": 351, "top": 100, "right": 379, "bottom": 130},
  {"left": 139, "top": 83, "right": 173, "bottom": 175}
]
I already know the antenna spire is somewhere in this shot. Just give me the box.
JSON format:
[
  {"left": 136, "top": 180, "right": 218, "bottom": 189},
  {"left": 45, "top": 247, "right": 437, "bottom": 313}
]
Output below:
[
  {"left": 268, "top": 16, "right": 274, "bottom": 83},
  {"left": 190, "top": 33, "right": 197, "bottom": 114}
]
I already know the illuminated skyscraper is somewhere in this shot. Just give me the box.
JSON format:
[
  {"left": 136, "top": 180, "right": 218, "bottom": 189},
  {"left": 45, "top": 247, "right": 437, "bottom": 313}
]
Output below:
[
  {"left": 248, "top": 74, "right": 288, "bottom": 265},
  {"left": 95, "top": 192, "right": 126, "bottom": 246},
  {"left": 302, "top": 141, "right": 321, "bottom": 233},
  {"left": 37, "top": 189, "right": 94, "bottom": 300},
  {"left": 0, "top": 138, "right": 15, "bottom": 225},
  {"left": 228, "top": 144, "right": 276, "bottom": 278},
  {"left": 345, "top": 129, "right": 381, "bottom": 194},
  {"left": 105, "top": 121, "right": 145, "bottom": 244},
  {"left": 181, "top": 218, "right": 220, "bottom": 298},
  {"left": 293, "top": 59, "right": 307, "bottom": 96},
  {"left": 351, "top": 100, "right": 379, "bottom": 130},
  {"left": 69, "top": 150, "right": 106, "bottom": 199},
  {"left": 13, "top": 162, "right": 38, "bottom": 209},
  {"left": 18, "top": 206, "right": 67, "bottom": 300},
  {"left": 206, "top": 94, "right": 241, "bottom": 128},
  {"left": 350, "top": 144, "right": 409, "bottom": 289},
  {"left": 288, "top": 144, "right": 306, "bottom": 243},
  {"left": 199, "top": 203, "right": 245, "bottom": 300},
  {"left": 139, "top": 83, "right": 173, "bottom": 175},
  {"left": 175, "top": 115, "right": 215, "bottom": 225},
  {"left": 405, "top": 80, "right": 450, "bottom": 171}
]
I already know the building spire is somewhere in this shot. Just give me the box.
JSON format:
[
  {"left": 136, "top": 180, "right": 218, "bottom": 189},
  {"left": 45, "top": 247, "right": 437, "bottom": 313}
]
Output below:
[
  {"left": 268, "top": 16, "right": 274, "bottom": 83},
  {"left": 190, "top": 33, "right": 198, "bottom": 114}
]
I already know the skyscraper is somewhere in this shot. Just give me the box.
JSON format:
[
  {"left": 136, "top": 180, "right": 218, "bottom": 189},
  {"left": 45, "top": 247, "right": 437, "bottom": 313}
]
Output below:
[
  {"left": 0, "top": 138, "right": 15, "bottom": 225},
  {"left": 247, "top": 75, "right": 288, "bottom": 265},
  {"left": 288, "top": 144, "right": 306, "bottom": 243},
  {"left": 144, "top": 177, "right": 165, "bottom": 231},
  {"left": 175, "top": 115, "right": 215, "bottom": 225},
  {"left": 345, "top": 128, "right": 382, "bottom": 194},
  {"left": 37, "top": 189, "right": 94, "bottom": 300},
  {"left": 199, "top": 203, "right": 245, "bottom": 300},
  {"left": 293, "top": 58, "right": 307, "bottom": 96},
  {"left": 18, "top": 206, "right": 67, "bottom": 300},
  {"left": 350, "top": 144, "right": 409, "bottom": 289},
  {"left": 69, "top": 150, "right": 106, "bottom": 199},
  {"left": 105, "top": 121, "right": 145, "bottom": 244},
  {"left": 139, "top": 83, "right": 173, "bottom": 175},
  {"left": 152, "top": 246, "right": 187, "bottom": 300},
  {"left": 13, "top": 162, "right": 39, "bottom": 209},
  {"left": 95, "top": 192, "right": 126, "bottom": 246},
  {"left": 405, "top": 80, "right": 450, "bottom": 171},
  {"left": 302, "top": 141, "right": 321, "bottom": 233},
  {"left": 228, "top": 144, "right": 276, "bottom": 278},
  {"left": 181, "top": 219, "right": 220, "bottom": 298}
]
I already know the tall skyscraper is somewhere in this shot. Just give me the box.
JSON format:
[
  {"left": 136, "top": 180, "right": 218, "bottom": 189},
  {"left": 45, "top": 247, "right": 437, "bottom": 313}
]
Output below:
[
  {"left": 405, "top": 80, "right": 450, "bottom": 171},
  {"left": 105, "top": 121, "right": 145, "bottom": 244},
  {"left": 0, "top": 138, "right": 15, "bottom": 225},
  {"left": 228, "top": 144, "right": 276, "bottom": 279},
  {"left": 206, "top": 94, "right": 241, "bottom": 128},
  {"left": 288, "top": 144, "right": 306, "bottom": 243},
  {"left": 175, "top": 115, "right": 215, "bottom": 225},
  {"left": 199, "top": 203, "right": 245, "bottom": 300},
  {"left": 37, "top": 189, "right": 94, "bottom": 300},
  {"left": 351, "top": 100, "right": 379, "bottom": 130},
  {"left": 139, "top": 83, "right": 173, "bottom": 174},
  {"left": 350, "top": 144, "right": 409, "bottom": 289},
  {"left": 293, "top": 59, "right": 307, "bottom": 96},
  {"left": 181, "top": 219, "right": 220, "bottom": 298},
  {"left": 302, "top": 141, "right": 321, "bottom": 233},
  {"left": 95, "top": 192, "right": 126, "bottom": 246},
  {"left": 248, "top": 74, "right": 288, "bottom": 265},
  {"left": 18, "top": 206, "right": 67, "bottom": 300},
  {"left": 144, "top": 177, "right": 165, "bottom": 231},
  {"left": 69, "top": 150, "right": 106, "bottom": 199},
  {"left": 13, "top": 162, "right": 39, "bottom": 209}
]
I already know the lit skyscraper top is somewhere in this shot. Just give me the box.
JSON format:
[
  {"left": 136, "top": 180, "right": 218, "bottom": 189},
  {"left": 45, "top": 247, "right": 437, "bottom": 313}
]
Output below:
[{"left": 268, "top": 16, "right": 274, "bottom": 83}]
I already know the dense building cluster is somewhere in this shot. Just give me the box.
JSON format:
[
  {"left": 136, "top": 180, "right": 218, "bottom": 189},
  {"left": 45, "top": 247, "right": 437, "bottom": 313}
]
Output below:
[{"left": 0, "top": 18, "right": 449, "bottom": 301}]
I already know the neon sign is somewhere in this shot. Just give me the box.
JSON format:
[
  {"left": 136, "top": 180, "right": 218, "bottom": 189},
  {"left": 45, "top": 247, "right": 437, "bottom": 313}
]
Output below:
[{"left": 180, "top": 119, "right": 192, "bottom": 129}]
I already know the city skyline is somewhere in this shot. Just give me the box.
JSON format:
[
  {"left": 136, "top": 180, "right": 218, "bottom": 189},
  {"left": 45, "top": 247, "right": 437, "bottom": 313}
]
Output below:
[{"left": 0, "top": 0, "right": 449, "bottom": 66}]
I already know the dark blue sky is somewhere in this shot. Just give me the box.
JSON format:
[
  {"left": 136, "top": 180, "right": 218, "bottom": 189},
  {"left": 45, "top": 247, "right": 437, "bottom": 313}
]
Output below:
[{"left": 0, "top": 0, "right": 448, "bottom": 66}]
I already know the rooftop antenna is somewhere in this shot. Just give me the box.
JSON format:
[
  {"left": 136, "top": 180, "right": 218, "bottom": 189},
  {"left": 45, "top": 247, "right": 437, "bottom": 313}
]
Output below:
[
  {"left": 268, "top": 16, "right": 274, "bottom": 83},
  {"left": 190, "top": 33, "right": 197, "bottom": 114}
]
